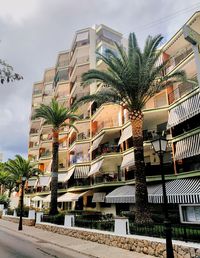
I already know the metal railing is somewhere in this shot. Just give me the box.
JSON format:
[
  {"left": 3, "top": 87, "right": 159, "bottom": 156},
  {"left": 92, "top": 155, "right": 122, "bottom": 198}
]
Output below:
[{"left": 168, "top": 80, "right": 197, "bottom": 104}]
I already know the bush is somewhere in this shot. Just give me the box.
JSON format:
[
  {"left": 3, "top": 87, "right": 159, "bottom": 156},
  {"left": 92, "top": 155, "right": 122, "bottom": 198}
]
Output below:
[
  {"left": 0, "top": 194, "right": 10, "bottom": 208},
  {"left": 42, "top": 212, "right": 65, "bottom": 225}
]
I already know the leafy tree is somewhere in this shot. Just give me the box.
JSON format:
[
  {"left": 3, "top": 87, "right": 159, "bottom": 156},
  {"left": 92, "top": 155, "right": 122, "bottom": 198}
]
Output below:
[
  {"left": 4, "top": 155, "right": 40, "bottom": 207},
  {"left": 76, "top": 33, "right": 186, "bottom": 224},
  {"left": 0, "top": 59, "right": 23, "bottom": 84},
  {"left": 34, "top": 99, "right": 79, "bottom": 215}
]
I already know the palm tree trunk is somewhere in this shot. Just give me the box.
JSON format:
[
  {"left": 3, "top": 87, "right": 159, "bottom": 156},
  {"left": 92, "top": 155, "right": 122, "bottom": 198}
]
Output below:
[
  {"left": 49, "top": 130, "right": 59, "bottom": 215},
  {"left": 130, "top": 110, "right": 152, "bottom": 224}
]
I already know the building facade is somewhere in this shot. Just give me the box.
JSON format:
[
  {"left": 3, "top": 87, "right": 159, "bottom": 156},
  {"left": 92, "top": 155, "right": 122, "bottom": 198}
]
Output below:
[{"left": 27, "top": 13, "right": 200, "bottom": 223}]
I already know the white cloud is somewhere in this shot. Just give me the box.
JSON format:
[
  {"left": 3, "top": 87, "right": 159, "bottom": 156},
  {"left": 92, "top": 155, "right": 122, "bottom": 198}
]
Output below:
[{"left": 0, "top": 0, "right": 40, "bottom": 24}]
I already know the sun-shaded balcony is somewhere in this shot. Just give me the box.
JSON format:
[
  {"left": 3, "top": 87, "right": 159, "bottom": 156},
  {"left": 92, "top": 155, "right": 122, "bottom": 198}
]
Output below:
[
  {"left": 91, "top": 104, "right": 122, "bottom": 136},
  {"left": 39, "top": 147, "right": 52, "bottom": 159},
  {"left": 69, "top": 142, "right": 90, "bottom": 166},
  {"left": 91, "top": 130, "right": 120, "bottom": 160},
  {"left": 33, "top": 82, "right": 43, "bottom": 96},
  {"left": 165, "top": 45, "right": 193, "bottom": 74},
  {"left": 168, "top": 78, "right": 198, "bottom": 105}
]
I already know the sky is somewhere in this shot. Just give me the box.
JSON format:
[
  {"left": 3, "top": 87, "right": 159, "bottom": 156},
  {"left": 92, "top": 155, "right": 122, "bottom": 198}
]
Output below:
[{"left": 0, "top": 0, "right": 200, "bottom": 161}]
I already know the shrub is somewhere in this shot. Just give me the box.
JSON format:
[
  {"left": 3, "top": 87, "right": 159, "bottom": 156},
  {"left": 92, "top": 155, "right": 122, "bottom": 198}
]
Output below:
[{"left": 0, "top": 194, "right": 10, "bottom": 208}]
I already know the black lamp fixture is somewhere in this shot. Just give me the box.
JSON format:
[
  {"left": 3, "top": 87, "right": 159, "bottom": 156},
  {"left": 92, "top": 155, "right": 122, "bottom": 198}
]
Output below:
[
  {"left": 151, "top": 136, "right": 174, "bottom": 258},
  {"left": 18, "top": 176, "right": 27, "bottom": 231}
]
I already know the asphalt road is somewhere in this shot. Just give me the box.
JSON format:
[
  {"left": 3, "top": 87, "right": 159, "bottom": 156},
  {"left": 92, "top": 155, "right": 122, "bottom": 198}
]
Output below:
[{"left": 0, "top": 227, "right": 91, "bottom": 258}]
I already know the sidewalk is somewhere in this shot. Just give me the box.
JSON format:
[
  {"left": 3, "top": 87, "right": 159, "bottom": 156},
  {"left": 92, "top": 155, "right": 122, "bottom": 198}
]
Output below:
[{"left": 0, "top": 219, "right": 154, "bottom": 258}]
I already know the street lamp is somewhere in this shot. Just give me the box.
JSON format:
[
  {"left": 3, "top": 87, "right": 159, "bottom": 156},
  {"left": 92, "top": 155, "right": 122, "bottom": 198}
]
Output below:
[
  {"left": 151, "top": 136, "right": 174, "bottom": 258},
  {"left": 18, "top": 176, "right": 26, "bottom": 231}
]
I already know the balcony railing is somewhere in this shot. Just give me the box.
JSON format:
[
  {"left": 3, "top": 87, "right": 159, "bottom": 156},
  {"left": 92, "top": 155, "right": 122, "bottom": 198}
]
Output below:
[
  {"left": 40, "top": 150, "right": 52, "bottom": 158},
  {"left": 168, "top": 80, "right": 197, "bottom": 105},
  {"left": 93, "top": 145, "right": 120, "bottom": 159},
  {"left": 165, "top": 47, "right": 193, "bottom": 75},
  {"left": 30, "top": 128, "right": 39, "bottom": 134},
  {"left": 93, "top": 121, "right": 120, "bottom": 136},
  {"left": 29, "top": 142, "right": 39, "bottom": 148},
  {"left": 94, "top": 173, "right": 119, "bottom": 184},
  {"left": 70, "top": 154, "right": 90, "bottom": 165},
  {"left": 40, "top": 134, "right": 52, "bottom": 141},
  {"left": 33, "top": 89, "right": 42, "bottom": 95}
]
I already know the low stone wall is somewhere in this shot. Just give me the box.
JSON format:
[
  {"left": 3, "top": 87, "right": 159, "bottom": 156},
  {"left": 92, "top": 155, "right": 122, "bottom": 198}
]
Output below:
[
  {"left": 2, "top": 215, "right": 35, "bottom": 226},
  {"left": 35, "top": 223, "right": 200, "bottom": 258}
]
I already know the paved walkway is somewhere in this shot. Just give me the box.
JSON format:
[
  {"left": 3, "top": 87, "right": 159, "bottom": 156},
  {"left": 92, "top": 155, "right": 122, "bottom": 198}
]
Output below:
[{"left": 0, "top": 219, "right": 154, "bottom": 258}]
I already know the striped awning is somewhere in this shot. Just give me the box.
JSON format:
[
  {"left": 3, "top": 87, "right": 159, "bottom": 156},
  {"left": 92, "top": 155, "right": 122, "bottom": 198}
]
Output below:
[
  {"left": 58, "top": 192, "right": 82, "bottom": 202},
  {"left": 92, "top": 192, "right": 106, "bottom": 202},
  {"left": 174, "top": 132, "right": 200, "bottom": 160},
  {"left": 31, "top": 196, "right": 45, "bottom": 202},
  {"left": 150, "top": 179, "right": 200, "bottom": 204},
  {"left": 167, "top": 93, "right": 200, "bottom": 129},
  {"left": 65, "top": 167, "right": 75, "bottom": 181},
  {"left": 105, "top": 185, "right": 136, "bottom": 203},
  {"left": 121, "top": 151, "right": 135, "bottom": 169},
  {"left": 58, "top": 173, "right": 69, "bottom": 183},
  {"left": 91, "top": 134, "right": 105, "bottom": 151},
  {"left": 105, "top": 179, "right": 200, "bottom": 204},
  {"left": 88, "top": 159, "right": 104, "bottom": 177},
  {"left": 58, "top": 190, "right": 92, "bottom": 202},
  {"left": 28, "top": 179, "right": 37, "bottom": 187},
  {"left": 74, "top": 166, "right": 90, "bottom": 179},
  {"left": 43, "top": 194, "right": 51, "bottom": 202},
  {"left": 118, "top": 125, "right": 132, "bottom": 145},
  {"left": 37, "top": 176, "right": 51, "bottom": 187}
]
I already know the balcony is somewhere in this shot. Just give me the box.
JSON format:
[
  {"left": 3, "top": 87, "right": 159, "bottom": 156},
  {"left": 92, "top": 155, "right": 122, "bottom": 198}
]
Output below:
[
  {"left": 166, "top": 46, "right": 193, "bottom": 74},
  {"left": 93, "top": 173, "right": 119, "bottom": 185},
  {"left": 30, "top": 128, "right": 39, "bottom": 134},
  {"left": 93, "top": 144, "right": 120, "bottom": 160},
  {"left": 70, "top": 154, "right": 90, "bottom": 165},
  {"left": 29, "top": 142, "right": 39, "bottom": 149},
  {"left": 40, "top": 134, "right": 52, "bottom": 141},
  {"left": 92, "top": 120, "right": 120, "bottom": 136},
  {"left": 39, "top": 150, "right": 52, "bottom": 159},
  {"left": 33, "top": 89, "right": 42, "bottom": 95},
  {"left": 168, "top": 80, "right": 197, "bottom": 105}
]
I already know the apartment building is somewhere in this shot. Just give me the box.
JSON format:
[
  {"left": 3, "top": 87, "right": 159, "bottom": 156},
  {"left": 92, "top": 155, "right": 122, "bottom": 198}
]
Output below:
[{"left": 27, "top": 13, "right": 200, "bottom": 222}]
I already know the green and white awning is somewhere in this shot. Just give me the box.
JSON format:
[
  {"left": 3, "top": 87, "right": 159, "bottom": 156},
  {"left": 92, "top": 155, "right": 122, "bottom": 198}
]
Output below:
[
  {"left": 174, "top": 132, "right": 200, "bottom": 160},
  {"left": 121, "top": 151, "right": 135, "bottom": 169},
  {"left": 74, "top": 166, "right": 90, "bottom": 179},
  {"left": 37, "top": 176, "right": 51, "bottom": 187},
  {"left": 149, "top": 179, "right": 200, "bottom": 204},
  {"left": 105, "top": 179, "right": 200, "bottom": 204},
  {"left": 118, "top": 125, "right": 132, "bottom": 145},
  {"left": 92, "top": 192, "right": 106, "bottom": 202},
  {"left": 167, "top": 93, "right": 200, "bottom": 129},
  {"left": 88, "top": 159, "right": 104, "bottom": 177}
]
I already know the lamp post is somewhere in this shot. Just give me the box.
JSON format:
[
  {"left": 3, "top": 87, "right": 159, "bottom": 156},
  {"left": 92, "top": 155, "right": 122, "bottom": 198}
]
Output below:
[
  {"left": 18, "top": 176, "right": 26, "bottom": 231},
  {"left": 151, "top": 136, "right": 174, "bottom": 258}
]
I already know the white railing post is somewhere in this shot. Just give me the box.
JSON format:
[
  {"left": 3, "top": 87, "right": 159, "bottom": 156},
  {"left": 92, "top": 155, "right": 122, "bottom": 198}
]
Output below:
[
  {"left": 28, "top": 210, "right": 36, "bottom": 219},
  {"left": 36, "top": 212, "right": 43, "bottom": 223},
  {"left": 114, "top": 217, "right": 130, "bottom": 235},
  {"left": 64, "top": 215, "right": 75, "bottom": 228},
  {"left": 13, "top": 209, "right": 17, "bottom": 217}
]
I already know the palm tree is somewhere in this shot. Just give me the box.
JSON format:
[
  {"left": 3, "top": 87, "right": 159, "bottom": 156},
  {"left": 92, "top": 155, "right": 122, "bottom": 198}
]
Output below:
[
  {"left": 0, "top": 170, "right": 16, "bottom": 197},
  {"left": 76, "top": 33, "right": 186, "bottom": 224},
  {"left": 5, "top": 155, "right": 40, "bottom": 206},
  {"left": 34, "top": 99, "right": 79, "bottom": 215}
]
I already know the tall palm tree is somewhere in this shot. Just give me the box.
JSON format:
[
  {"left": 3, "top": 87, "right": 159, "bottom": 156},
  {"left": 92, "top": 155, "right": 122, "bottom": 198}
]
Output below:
[
  {"left": 5, "top": 155, "right": 40, "bottom": 205},
  {"left": 76, "top": 33, "right": 186, "bottom": 224},
  {"left": 34, "top": 99, "right": 79, "bottom": 215}
]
